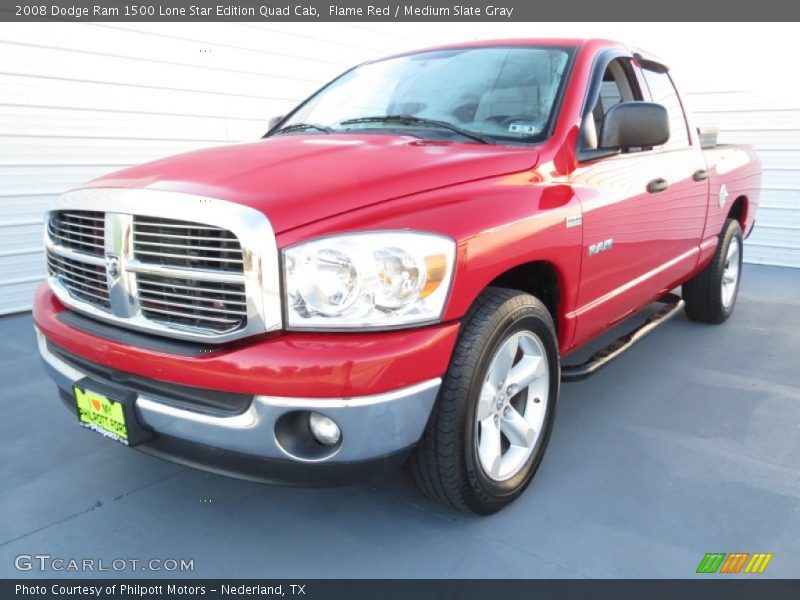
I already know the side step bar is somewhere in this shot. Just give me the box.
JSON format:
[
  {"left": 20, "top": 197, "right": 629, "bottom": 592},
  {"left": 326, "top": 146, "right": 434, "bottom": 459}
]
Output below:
[{"left": 561, "top": 293, "right": 685, "bottom": 382}]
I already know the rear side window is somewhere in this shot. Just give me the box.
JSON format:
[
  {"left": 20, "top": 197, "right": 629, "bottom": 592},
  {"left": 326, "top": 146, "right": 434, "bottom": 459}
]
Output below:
[{"left": 641, "top": 68, "right": 690, "bottom": 149}]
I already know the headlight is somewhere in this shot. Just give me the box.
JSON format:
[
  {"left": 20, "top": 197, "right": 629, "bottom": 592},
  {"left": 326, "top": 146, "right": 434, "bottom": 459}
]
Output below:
[{"left": 283, "top": 231, "right": 456, "bottom": 330}]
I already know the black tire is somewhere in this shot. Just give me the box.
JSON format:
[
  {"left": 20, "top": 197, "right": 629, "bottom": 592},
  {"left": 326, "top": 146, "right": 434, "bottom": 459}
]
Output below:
[
  {"left": 408, "top": 287, "right": 560, "bottom": 514},
  {"left": 683, "top": 218, "right": 743, "bottom": 324}
]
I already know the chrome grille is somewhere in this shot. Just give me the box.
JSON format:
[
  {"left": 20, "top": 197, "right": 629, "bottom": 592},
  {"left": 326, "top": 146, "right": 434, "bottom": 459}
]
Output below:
[
  {"left": 137, "top": 274, "right": 247, "bottom": 332},
  {"left": 46, "top": 253, "right": 110, "bottom": 309},
  {"left": 133, "top": 217, "right": 244, "bottom": 272},
  {"left": 44, "top": 205, "right": 260, "bottom": 341},
  {"left": 47, "top": 211, "right": 105, "bottom": 256}
]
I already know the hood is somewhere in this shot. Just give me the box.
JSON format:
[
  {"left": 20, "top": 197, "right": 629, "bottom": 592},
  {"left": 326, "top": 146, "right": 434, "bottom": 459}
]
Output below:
[{"left": 83, "top": 134, "right": 539, "bottom": 233}]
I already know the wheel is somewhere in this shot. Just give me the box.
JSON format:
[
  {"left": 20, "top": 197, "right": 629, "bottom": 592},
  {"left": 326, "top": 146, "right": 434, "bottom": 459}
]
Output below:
[
  {"left": 683, "top": 218, "right": 743, "bottom": 324},
  {"left": 408, "top": 287, "right": 560, "bottom": 514}
]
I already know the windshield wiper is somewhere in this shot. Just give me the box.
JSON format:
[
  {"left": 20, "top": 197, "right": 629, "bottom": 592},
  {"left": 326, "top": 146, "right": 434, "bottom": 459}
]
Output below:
[
  {"left": 268, "top": 123, "right": 333, "bottom": 136},
  {"left": 338, "top": 115, "right": 493, "bottom": 144}
]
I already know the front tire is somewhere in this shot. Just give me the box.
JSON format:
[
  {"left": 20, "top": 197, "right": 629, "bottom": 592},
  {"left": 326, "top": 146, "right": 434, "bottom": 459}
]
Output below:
[
  {"left": 683, "top": 218, "right": 743, "bottom": 324},
  {"left": 408, "top": 288, "right": 560, "bottom": 514}
]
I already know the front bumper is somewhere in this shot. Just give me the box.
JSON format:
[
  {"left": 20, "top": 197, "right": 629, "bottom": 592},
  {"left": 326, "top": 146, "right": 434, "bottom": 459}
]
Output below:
[
  {"left": 35, "top": 305, "right": 448, "bottom": 484},
  {"left": 34, "top": 284, "right": 458, "bottom": 398}
]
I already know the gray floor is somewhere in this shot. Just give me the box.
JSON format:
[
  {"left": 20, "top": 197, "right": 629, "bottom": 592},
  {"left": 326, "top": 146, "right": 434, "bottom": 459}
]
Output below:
[{"left": 1, "top": 264, "right": 798, "bottom": 579}]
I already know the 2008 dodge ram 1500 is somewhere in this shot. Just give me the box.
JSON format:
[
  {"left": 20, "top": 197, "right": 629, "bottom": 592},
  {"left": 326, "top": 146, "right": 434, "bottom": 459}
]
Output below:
[{"left": 34, "top": 39, "right": 761, "bottom": 513}]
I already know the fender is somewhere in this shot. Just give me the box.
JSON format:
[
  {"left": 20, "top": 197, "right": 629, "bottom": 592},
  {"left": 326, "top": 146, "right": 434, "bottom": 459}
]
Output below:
[{"left": 277, "top": 176, "right": 584, "bottom": 354}]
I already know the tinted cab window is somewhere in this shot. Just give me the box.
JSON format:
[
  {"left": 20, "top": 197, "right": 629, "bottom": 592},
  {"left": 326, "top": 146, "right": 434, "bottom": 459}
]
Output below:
[{"left": 580, "top": 58, "right": 642, "bottom": 152}]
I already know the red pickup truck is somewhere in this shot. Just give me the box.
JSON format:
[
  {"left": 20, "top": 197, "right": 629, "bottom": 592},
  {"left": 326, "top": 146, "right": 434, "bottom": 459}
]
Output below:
[{"left": 34, "top": 38, "right": 760, "bottom": 514}]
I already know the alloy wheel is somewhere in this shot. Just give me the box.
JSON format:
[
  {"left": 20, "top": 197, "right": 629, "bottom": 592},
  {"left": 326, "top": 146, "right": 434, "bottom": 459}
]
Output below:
[{"left": 474, "top": 331, "right": 550, "bottom": 482}]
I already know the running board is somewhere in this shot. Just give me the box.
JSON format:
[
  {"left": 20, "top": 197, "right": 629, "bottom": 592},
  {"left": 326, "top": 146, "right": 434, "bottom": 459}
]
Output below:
[{"left": 561, "top": 293, "right": 685, "bottom": 382}]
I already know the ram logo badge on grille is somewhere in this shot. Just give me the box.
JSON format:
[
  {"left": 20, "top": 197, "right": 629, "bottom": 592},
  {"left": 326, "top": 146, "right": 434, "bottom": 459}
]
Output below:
[
  {"left": 103, "top": 213, "right": 138, "bottom": 319},
  {"left": 105, "top": 254, "right": 121, "bottom": 280}
]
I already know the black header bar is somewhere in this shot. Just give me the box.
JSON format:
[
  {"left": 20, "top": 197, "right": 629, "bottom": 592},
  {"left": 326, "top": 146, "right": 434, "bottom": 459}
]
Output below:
[
  {"left": 2, "top": 0, "right": 800, "bottom": 21},
  {"left": 5, "top": 579, "right": 800, "bottom": 600}
]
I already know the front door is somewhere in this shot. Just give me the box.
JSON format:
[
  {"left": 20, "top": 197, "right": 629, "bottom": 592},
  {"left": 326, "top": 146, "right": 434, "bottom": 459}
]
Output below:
[{"left": 569, "top": 56, "right": 675, "bottom": 348}]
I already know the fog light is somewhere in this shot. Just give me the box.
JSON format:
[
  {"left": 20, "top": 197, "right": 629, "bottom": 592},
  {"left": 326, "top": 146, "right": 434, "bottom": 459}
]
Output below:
[{"left": 308, "top": 412, "right": 341, "bottom": 446}]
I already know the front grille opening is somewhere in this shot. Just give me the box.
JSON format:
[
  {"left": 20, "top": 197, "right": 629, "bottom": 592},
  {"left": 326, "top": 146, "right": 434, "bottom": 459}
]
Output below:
[
  {"left": 137, "top": 274, "right": 247, "bottom": 333},
  {"left": 47, "top": 252, "right": 110, "bottom": 309},
  {"left": 133, "top": 216, "right": 244, "bottom": 272},
  {"left": 48, "top": 211, "right": 105, "bottom": 257},
  {"left": 46, "top": 209, "right": 251, "bottom": 339}
]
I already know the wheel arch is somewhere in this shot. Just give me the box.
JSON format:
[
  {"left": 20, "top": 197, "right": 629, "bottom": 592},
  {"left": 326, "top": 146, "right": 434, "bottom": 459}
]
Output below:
[
  {"left": 727, "top": 195, "right": 748, "bottom": 230},
  {"left": 486, "top": 261, "right": 562, "bottom": 331}
]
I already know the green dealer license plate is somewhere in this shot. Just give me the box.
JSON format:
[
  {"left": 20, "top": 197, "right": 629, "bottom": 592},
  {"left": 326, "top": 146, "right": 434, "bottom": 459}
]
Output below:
[{"left": 74, "top": 386, "right": 129, "bottom": 445}]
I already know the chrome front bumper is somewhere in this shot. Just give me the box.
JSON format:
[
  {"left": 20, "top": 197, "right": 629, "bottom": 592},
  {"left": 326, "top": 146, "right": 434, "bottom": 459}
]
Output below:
[{"left": 36, "top": 328, "right": 440, "bottom": 466}]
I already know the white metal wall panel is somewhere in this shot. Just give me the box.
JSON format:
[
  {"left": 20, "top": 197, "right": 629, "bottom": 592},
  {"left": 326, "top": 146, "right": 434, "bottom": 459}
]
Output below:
[
  {"left": 0, "top": 23, "right": 424, "bottom": 315},
  {"left": 685, "top": 90, "right": 800, "bottom": 268}
]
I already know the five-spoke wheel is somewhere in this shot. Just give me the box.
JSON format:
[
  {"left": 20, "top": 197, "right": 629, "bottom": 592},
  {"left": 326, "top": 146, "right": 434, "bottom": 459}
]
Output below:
[
  {"left": 684, "top": 218, "right": 743, "bottom": 323},
  {"left": 721, "top": 238, "right": 740, "bottom": 309},
  {"left": 475, "top": 331, "right": 549, "bottom": 482},
  {"left": 409, "top": 288, "right": 559, "bottom": 514}
]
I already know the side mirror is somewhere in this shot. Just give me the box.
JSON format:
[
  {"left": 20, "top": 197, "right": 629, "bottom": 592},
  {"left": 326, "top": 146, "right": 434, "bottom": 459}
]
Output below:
[
  {"left": 599, "top": 102, "right": 669, "bottom": 149},
  {"left": 267, "top": 115, "right": 285, "bottom": 131}
]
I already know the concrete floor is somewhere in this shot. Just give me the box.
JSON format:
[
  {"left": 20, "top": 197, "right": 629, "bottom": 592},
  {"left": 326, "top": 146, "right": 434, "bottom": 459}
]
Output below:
[{"left": 1, "top": 264, "right": 798, "bottom": 578}]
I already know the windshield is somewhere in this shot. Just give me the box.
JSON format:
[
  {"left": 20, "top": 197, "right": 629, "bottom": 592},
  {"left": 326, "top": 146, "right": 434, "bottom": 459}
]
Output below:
[{"left": 276, "top": 45, "right": 574, "bottom": 144}]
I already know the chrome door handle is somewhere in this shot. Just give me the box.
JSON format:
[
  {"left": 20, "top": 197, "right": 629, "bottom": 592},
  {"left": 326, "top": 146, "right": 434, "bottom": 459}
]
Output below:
[{"left": 647, "top": 178, "right": 669, "bottom": 194}]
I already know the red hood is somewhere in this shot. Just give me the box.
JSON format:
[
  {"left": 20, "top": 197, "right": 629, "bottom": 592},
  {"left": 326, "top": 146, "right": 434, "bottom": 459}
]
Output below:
[{"left": 82, "top": 135, "right": 538, "bottom": 233}]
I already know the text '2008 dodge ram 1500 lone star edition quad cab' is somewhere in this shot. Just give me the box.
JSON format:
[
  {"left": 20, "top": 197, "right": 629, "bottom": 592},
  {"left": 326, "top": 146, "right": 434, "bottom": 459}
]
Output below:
[{"left": 34, "top": 38, "right": 761, "bottom": 514}]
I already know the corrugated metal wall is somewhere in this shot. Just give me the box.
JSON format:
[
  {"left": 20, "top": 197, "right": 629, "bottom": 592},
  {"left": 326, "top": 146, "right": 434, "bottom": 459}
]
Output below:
[
  {"left": 685, "top": 90, "right": 800, "bottom": 268},
  {"left": 0, "top": 23, "right": 425, "bottom": 314},
  {"left": 1, "top": 24, "right": 798, "bottom": 315}
]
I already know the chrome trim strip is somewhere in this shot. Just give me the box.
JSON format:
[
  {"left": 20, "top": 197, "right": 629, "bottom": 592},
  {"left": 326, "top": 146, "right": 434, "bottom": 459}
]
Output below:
[
  {"left": 36, "top": 332, "right": 439, "bottom": 463},
  {"left": 44, "top": 234, "right": 106, "bottom": 266},
  {"left": 570, "top": 246, "right": 699, "bottom": 319},
  {"left": 126, "top": 259, "right": 245, "bottom": 284},
  {"left": 259, "top": 379, "right": 441, "bottom": 409},
  {"left": 46, "top": 188, "right": 282, "bottom": 342}
]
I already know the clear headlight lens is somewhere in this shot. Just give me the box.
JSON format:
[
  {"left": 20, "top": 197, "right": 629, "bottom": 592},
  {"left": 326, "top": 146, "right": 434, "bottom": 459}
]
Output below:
[{"left": 283, "top": 231, "right": 455, "bottom": 330}]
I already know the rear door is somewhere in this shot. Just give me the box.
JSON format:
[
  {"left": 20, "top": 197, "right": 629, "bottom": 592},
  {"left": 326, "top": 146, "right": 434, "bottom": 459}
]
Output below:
[{"left": 637, "top": 61, "right": 709, "bottom": 290}]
